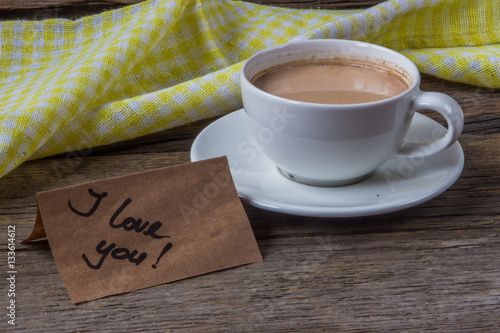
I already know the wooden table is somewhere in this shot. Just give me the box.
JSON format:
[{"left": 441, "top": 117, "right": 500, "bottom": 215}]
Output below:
[{"left": 1, "top": 1, "right": 499, "bottom": 332}]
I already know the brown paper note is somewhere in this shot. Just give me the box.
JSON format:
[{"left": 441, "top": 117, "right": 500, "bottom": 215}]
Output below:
[{"left": 23, "top": 157, "right": 262, "bottom": 304}]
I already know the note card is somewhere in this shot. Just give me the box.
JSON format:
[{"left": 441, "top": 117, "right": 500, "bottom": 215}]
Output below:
[{"left": 23, "top": 157, "right": 262, "bottom": 303}]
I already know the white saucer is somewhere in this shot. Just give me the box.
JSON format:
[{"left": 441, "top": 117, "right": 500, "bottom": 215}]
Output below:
[{"left": 190, "top": 109, "right": 464, "bottom": 217}]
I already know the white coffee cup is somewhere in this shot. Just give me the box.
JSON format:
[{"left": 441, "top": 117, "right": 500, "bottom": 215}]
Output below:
[{"left": 240, "top": 39, "right": 464, "bottom": 187}]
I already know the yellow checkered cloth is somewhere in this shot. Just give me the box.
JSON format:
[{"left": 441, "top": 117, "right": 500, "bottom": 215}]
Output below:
[{"left": 1, "top": 0, "right": 499, "bottom": 177}]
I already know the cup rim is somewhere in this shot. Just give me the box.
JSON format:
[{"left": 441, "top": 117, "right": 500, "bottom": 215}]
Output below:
[{"left": 241, "top": 39, "right": 421, "bottom": 108}]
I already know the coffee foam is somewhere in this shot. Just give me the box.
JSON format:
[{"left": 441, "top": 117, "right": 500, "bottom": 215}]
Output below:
[{"left": 251, "top": 58, "right": 411, "bottom": 105}]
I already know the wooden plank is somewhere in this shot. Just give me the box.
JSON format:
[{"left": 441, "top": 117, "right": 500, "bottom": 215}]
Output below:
[
  {"left": 245, "top": 0, "right": 386, "bottom": 9},
  {"left": 0, "top": 0, "right": 140, "bottom": 10},
  {"left": 0, "top": 0, "right": 384, "bottom": 10},
  {"left": 0, "top": 0, "right": 386, "bottom": 19},
  {"left": 6, "top": 212, "right": 500, "bottom": 332}
]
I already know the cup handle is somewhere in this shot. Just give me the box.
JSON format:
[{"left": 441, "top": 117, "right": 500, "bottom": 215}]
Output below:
[{"left": 396, "top": 91, "right": 464, "bottom": 158}]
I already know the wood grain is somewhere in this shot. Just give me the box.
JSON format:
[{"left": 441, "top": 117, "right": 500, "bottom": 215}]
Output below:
[
  {"left": 0, "top": 0, "right": 138, "bottom": 10},
  {"left": 0, "top": 0, "right": 383, "bottom": 10},
  {"left": 1, "top": 73, "right": 499, "bottom": 332},
  {"left": 1, "top": 1, "right": 500, "bottom": 332},
  {"left": 245, "top": 0, "right": 386, "bottom": 9},
  {"left": 0, "top": 0, "right": 384, "bottom": 19}
]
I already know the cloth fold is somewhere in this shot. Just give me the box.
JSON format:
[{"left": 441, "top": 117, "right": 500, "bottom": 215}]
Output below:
[{"left": 1, "top": 0, "right": 499, "bottom": 177}]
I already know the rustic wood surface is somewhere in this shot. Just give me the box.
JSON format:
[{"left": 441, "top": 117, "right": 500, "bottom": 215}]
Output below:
[
  {"left": 0, "top": 0, "right": 383, "bottom": 10},
  {"left": 1, "top": 0, "right": 500, "bottom": 332},
  {"left": 0, "top": 0, "right": 385, "bottom": 19}
]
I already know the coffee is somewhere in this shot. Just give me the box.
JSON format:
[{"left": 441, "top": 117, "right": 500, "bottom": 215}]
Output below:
[{"left": 251, "top": 60, "right": 409, "bottom": 104}]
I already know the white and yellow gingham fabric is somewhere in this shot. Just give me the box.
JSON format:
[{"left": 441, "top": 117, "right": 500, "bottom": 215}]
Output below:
[{"left": 1, "top": 0, "right": 499, "bottom": 177}]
